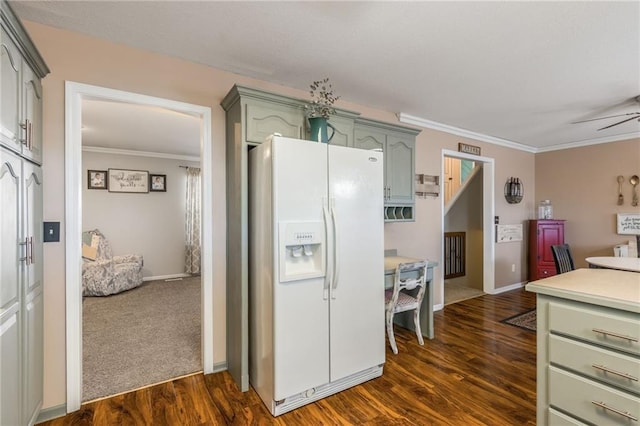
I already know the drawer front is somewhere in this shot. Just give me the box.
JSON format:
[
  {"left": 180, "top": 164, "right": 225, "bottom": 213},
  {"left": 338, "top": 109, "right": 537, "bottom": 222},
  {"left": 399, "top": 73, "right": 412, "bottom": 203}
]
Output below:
[
  {"left": 245, "top": 102, "right": 304, "bottom": 144},
  {"left": 549, "top": 302, "right": 640, "bottom": 356},
  {"left": 549, "top": 366, "right": 640, "bottom": 425},
  {"left": 550, "top": 334, "right": 640, "bottom": 396},
  {"left": 538, "top": 267, "right": 556, "bottom": 279},
  {"left": 548, "top": 408, "right": 587, "bottom": 425}
]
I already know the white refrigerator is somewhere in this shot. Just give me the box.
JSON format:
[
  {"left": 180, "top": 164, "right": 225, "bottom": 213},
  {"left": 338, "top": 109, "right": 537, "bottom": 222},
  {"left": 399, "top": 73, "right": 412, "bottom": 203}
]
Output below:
[{"left": 248, "top": 135, "right": 385, "bottom": 416}]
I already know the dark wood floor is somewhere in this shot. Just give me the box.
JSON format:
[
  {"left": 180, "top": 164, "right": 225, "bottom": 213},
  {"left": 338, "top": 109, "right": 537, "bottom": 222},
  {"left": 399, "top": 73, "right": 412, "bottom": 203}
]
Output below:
[{"left": 40, "top": 288, "right": 536, "bottom": 425}]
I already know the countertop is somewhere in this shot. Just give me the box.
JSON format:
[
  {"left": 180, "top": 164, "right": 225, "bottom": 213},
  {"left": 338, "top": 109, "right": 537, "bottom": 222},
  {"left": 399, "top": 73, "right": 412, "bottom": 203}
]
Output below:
[
  {"left": 526, "top": 268, "right": 640, "bottom": 313},
  {"left": 384, "top": 256, "right": 439, "bottom": 274},
  {"left": 585, "top": 256, "right": 640, "bottom": 272}
]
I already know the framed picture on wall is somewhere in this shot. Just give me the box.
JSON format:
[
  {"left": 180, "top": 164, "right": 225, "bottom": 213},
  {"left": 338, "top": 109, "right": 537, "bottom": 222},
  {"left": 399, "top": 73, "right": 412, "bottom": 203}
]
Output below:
[
  {"left": 88, "top": 170, "right": 107, "bottom": 190},
  {"left": 150, "top": 174, "right": 167, "bottom": 192},
  {"left": 107, "top": 169, "right": 149, "bottom": 193}
]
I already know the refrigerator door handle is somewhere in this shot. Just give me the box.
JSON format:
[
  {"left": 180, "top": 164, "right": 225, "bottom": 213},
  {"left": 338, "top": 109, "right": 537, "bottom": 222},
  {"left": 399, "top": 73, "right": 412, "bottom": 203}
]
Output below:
[
  {"left": 330, "top": 198, "right": 340, "bottom": 299},
  {"left": 322, "top": 198, "right": 331, "bottom": 300}
]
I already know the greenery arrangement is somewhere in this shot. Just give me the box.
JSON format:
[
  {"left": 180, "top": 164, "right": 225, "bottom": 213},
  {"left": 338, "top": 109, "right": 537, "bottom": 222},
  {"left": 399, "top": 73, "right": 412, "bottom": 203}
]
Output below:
[{"left": 305, "top": 78, "right": 340, "bottom": 119}]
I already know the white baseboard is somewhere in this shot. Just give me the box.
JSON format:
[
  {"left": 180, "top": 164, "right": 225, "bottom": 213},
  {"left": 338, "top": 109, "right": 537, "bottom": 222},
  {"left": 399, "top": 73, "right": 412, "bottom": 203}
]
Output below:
[
  {"left": 36, "top": 404, "right": 67, "bottom": 423},
  {"left": 488, "top": 281, "right": 526, "bottom": 295},
  {"left": 143, "top": 273, "right": 192, "bottom": 282},
  {"left": 212, "top": 361, "right": 228, "bottom": 373}
]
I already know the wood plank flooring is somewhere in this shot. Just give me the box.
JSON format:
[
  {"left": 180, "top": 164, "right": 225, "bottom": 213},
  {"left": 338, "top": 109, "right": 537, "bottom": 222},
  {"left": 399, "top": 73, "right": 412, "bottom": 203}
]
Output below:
[{"left": 39, "top": 288, "right": 536, "bottom": 425}]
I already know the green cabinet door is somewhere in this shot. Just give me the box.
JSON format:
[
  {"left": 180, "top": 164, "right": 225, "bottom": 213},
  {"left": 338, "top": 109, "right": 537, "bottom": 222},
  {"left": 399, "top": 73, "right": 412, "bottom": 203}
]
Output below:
[
  {"left": 386, "top": 132, "right": 415, "bottom": 204},
  {"left": 0, "top": 28, "right": 21, "bottom": 154},
  {"left": 21, "top": 65, "right": 43, "bottom": 164},
  {"left": 324, "top": 115, "right": 355, "bottom": 147},
  {"left": 245, "top": 100, "right": 304, "bottom": 144},
  {"left": 354, "top": 126, "right": 385, "bottom": 151}
]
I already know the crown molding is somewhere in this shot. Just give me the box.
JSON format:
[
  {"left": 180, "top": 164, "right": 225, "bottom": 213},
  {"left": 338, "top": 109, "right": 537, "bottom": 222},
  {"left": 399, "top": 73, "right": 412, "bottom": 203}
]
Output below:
[
  {"left": 535, "top": 131, "right": 640, "bottom": 153},
  {"left": 82, "top": 145, "right": 200, "bottom": 162},
  {"left": 397, "top": 112, "right": 640, "bottom": 154},
  {"left": 397, "top": 112, "right": 537, "bottom": 153}
]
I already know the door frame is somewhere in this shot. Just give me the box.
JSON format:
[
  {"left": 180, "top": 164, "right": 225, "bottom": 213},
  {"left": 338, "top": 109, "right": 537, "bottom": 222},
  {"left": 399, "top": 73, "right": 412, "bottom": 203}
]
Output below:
[
  {"left": 64, "top": 81, "right": 213, "bottom": 412},
  {"left": 440, "top": 149, "right": 495, "bottom": 303}
]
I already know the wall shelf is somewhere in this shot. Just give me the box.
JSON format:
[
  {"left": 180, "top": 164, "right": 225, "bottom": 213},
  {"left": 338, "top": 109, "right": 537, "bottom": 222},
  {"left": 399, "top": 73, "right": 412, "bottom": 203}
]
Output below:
[{"left": 384, "top": 205, "right": 414, "bottom": 222}]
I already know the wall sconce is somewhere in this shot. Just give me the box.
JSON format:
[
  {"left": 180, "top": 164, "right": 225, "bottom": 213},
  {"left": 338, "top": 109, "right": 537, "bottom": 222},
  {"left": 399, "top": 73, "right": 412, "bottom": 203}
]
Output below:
[{"left": 504, "top": 177, "right": 523, "bottom": 204}]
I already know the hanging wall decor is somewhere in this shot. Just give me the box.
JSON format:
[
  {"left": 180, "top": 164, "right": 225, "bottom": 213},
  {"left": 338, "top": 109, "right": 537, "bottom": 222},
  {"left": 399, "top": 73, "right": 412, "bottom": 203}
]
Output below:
[
  {"left": 504, "top": 177, "right": 523, "bottom": 204},
  {"left": 108, "top": 169, "right": 149, "bottom": 193}
]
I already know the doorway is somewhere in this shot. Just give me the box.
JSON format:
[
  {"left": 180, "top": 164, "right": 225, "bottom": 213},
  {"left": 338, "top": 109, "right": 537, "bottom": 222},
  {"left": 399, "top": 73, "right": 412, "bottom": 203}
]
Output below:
[
  {"left": 65, "top": 82, "right": 213, "bottom": 412},
  {"left": 440, "top": 149, "right": 495, "bottom": 307}
]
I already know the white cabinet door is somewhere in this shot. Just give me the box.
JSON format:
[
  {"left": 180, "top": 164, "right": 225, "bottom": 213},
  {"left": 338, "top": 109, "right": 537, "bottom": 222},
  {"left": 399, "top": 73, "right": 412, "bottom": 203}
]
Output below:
[
  {"left": 0, "top": 30, "right": 21, "bottom": 153},
  {"left": 0, "top": 148, "right": 22, "bottom": 426}
]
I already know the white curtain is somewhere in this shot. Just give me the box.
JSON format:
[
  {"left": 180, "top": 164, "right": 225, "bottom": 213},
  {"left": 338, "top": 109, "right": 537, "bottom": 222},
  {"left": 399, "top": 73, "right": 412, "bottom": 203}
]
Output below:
[{"left": 185, "top": 167, "right": 201, "bottom": 274}]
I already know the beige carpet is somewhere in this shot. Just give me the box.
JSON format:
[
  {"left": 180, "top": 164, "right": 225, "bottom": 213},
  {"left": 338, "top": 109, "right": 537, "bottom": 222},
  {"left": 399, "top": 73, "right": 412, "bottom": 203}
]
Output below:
[
  {"left": 444, "top": 281, "right": 485, "bottom": 305},
  {"left": 82, "top": 276, "right": 201, "bottom": 402}
]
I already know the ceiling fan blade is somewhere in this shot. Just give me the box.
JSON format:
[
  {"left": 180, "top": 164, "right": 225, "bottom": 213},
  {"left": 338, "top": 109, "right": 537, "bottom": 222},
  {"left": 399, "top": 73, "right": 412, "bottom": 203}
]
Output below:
[
  {"left": 597, "top": 115, "right": 640, "bottom": 130},
  {"left": 572, "top": 112, "right": 640, "bottom": 124}
]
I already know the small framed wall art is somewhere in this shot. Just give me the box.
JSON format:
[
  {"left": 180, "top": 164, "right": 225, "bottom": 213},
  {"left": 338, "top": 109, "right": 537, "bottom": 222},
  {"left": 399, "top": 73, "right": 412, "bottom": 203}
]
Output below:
[
  {"left": 458, "top": 142, "right": 481, "bottom": 156},
  {"left": 87, "top": 170, "right": 107, "bottom": 190},
  {"left": 150, "top": 174, "right": 167, "bottom": 192},
  {"left": 108, "top": 169, "right": 149, "bottom": 193}
]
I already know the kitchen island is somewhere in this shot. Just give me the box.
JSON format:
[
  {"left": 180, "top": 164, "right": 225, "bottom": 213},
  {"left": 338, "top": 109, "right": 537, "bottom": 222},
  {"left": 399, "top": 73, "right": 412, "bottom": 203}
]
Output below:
[{"left": 526, "top": 268, "right": 640, "bottom": 425}]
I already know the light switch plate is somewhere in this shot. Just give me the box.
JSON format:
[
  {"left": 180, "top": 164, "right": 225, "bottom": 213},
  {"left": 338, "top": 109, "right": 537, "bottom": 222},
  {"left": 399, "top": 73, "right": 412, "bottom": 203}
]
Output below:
[{"left": 43, "top": 222, "right": 60, "bottom": 242}]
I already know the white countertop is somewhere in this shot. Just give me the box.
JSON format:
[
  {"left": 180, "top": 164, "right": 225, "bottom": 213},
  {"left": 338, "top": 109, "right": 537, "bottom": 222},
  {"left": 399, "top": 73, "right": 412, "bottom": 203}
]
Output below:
[
  {"left": 526, "top": 268, "right": 640, "bottom": 313},
  {"left": 586, "top": 256, "right": 640, "bottom": 272}
]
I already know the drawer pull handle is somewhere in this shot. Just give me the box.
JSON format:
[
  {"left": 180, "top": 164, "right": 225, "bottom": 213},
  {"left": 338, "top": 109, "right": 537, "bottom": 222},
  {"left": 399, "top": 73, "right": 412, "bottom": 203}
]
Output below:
[
  {"left": 592, "top": 364, "right": 639, "bottom": 381},
  {"left": 592, "top": 328, "right": 639, "bottom": 343},
  {"left": 591, "top": 400, "right": 638, "bottom": 421}
]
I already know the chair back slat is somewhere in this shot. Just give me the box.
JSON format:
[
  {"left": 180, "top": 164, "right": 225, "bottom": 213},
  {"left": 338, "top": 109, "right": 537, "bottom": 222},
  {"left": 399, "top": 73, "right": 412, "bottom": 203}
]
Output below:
[
  {"left": 388, "top": 261, "right": 428, "bottom": 310},
  {"left": 551, "top": 244, "right": 575, "bottom": 274}
]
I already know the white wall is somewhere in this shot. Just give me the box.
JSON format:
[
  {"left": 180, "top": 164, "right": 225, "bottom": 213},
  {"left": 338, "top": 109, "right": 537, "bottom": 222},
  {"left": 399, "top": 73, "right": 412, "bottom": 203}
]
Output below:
[{"left": 82, "top": 151, "right": 199, "bottom": 278}]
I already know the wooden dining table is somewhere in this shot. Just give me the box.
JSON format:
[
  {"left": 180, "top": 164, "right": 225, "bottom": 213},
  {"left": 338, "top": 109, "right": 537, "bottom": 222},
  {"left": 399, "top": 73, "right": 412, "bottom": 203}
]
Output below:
[
  {"left": 384, "top": 255, "right": 438, "bottom": 339},
  {"left": 585, "top": 256, "right": 640, "bottom": 273}
]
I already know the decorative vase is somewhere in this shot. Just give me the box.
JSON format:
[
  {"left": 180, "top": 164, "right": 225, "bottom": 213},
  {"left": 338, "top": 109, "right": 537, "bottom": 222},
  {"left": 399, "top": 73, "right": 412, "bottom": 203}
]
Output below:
[{"left": 308, "top": 116, "right": 335, "bottom": 143}]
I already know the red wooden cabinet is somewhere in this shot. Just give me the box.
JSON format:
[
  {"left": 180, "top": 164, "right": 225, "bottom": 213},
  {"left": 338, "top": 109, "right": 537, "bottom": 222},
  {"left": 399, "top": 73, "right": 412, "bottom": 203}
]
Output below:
[{"left": 528, "top": 220, "right": 565, "bottom": 281}]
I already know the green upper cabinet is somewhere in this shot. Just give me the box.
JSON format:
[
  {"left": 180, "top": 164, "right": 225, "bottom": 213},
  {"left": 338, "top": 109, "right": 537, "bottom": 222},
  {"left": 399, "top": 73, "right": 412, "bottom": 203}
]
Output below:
[
  {"left": 386, "top": 131, "right": 415, "bottom": 204},
  {"left": 222, "top": 85, "right": 359, "bottom": 148},
  {"left": 245, "top": 99, "right": 305, "bottom": 144},
  {"left": 321, "top": 114, "right": 356, "bottom": 147},
  {"left": 0, "top": 4, "right": 48, "bottom": 165},
  {"left": 21, "top": 65, "right": 43, "bottom": 164},
  {"left": 353, "top": 118, "right": 419, "bottom": 208},
  {"left": 0, "top": 28, "right": 22, "bottom": 154},
  {"left": 354, "top": 126, "right": 385, "bottom": 151}
]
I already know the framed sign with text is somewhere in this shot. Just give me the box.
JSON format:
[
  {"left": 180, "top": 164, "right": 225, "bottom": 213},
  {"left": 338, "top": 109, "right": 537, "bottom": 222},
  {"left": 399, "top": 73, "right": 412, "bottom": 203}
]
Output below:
[
  {"left": 617, "top": 213, "right": 640, "bottom": 235},
  {"left": 458, "top": 143, "right": 481, "bottom": 156}
]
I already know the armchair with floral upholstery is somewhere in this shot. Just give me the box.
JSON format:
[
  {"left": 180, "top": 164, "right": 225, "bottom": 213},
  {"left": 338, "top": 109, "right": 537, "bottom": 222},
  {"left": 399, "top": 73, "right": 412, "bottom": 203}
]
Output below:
[{"left": 82, "top": 229, "right": 144, "bottom": 296}]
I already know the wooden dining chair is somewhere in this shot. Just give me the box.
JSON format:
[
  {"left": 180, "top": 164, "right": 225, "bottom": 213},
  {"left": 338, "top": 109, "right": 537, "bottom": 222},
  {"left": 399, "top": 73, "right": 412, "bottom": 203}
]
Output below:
[
  {"left": 551, "top": 244, "right": 575, "bottom": 274},
  {"left": 385, "top": 261, "right": 428, "bottom": 354}
]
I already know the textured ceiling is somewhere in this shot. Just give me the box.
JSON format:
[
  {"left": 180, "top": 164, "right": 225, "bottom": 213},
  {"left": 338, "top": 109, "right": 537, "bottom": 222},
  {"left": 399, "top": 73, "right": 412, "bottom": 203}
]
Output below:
[{"left": 12, "top": 1, "right": 640, "bottom": 153}]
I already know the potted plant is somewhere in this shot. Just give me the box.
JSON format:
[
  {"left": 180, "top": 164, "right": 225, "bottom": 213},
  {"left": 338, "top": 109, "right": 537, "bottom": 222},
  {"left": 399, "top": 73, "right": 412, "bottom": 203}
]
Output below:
[{"left": 305, "top": 78, "right": 340, "bottom": 143}]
